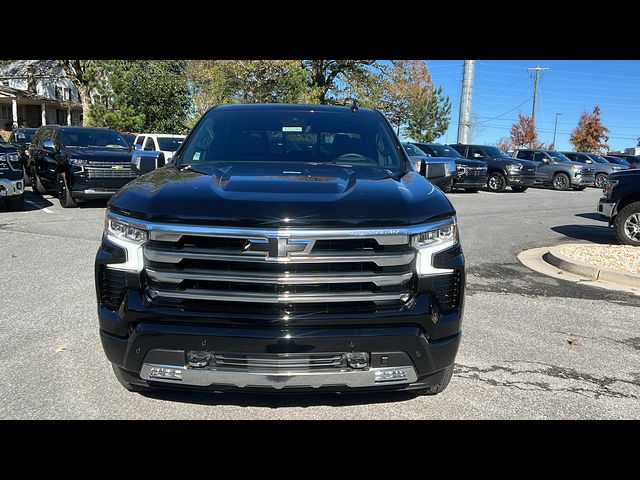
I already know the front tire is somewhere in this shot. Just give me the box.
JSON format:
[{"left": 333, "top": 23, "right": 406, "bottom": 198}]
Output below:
[
  {"left": 552, "top": 173, "right": 570, "bottom": 191},
  {"left": 615, "top": 201, "right": 640, "bottom": 246},
  {"left": 411, "top": 364, "right": 454, "bottom": 396},
  {"left": 5, "top": 195, "right": 24, "bottom": 211},
  {"left": 595, "top": 173, "right": 608, "bottom": 189},
  {"left": 30, "top": 168, "right": 46, "bottom": 195},
  {"left": 511, "top": 186, "right": 528, "bottom": 193},
  {"left": 487, "top": 172, "right": 506, "bottom": 192},
  {"left": 57, "top": 173, "right": 77, "bottom": 208}
]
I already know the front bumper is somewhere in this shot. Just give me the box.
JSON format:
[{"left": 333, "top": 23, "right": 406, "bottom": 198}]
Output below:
[
  {"left": 572, "top": 174, "right": 595, "bottom": 186},
  {"left": 506, "top": 174, "right": 535, "bottom": 186},
  {"left": 0, "top": 178, "right": 24, "bottom": 197},
  {"left": 101, "top": 324, "right": 461, "bottom": 392},
  {"left": 69, "top": 174, "right": 134, "bottom": 199},
  {"left": 430, "top": 176, "right": 454, "bottom": 191},
  {"left": 598, "top": 198, "right": 615, "bottom": 219}
]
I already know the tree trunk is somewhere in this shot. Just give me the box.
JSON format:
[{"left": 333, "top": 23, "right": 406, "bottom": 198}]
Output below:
[{"left": 78, "top": 85, "right": 91, "bottom": 126}]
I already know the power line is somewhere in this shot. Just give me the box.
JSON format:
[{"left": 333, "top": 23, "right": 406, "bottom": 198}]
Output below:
[{"left": 480, "top": 96, "right": 534, "bottom": 123}]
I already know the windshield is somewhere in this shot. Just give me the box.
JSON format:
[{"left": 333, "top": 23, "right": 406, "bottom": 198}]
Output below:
[
  {"left": 178, "top": 108, "right": 404, "bottom": 173},
  {"left": 157, "top": 137, "right": 185, "bottom": 152},
  {"left": 484, "top": 146, "right": 510, "bottom": 158},
  {"left": 606, "top": 156, "right": 629, "bottom": 166},
  {"left": 547, "top": 150, "right": 572, "bottom": 162},
  {"left": 420, "top": 144, "right": 462, "bottom": 158},
  {"left": 14, "top": 130, "right": 35, "bottom": 143},
  {"left": 61, "top": 129, "right": 129, "bottom": 149},
  {"left": 403, "top": 143, "right": 425, "bottom": 156},
  {"left": 587, "top": 154, "right": 609, "bottom": 164}
]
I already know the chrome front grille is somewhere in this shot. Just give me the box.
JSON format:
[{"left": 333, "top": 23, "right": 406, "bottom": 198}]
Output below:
[
  {"left": 143, "top": 228, "right": 416, "bottom": 312},
  {"left": 85, "top": 165, "right": 136, "bottom": 179}
]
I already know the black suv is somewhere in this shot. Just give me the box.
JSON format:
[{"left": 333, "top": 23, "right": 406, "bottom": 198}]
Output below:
[
  {"left": 8, "top": 128, "right": 37, "bottom": 186},
  {"left": 598, "top": 170, "right": 640, "bottom": 246},
  {"left": 0, "top": 142, "right": 24, "bottom": 210},
  {"left": 96, "top": 104, "right": 465, "bottom": 396},
  {"left": 608, "top": 154, "right": 640, "bottom": 166},
  {"left": 28, "top": 125, "right": 136, "bottom": 208},
  {"left": 412, "top": 143, "right": 487, "bottom": 193},
  {"left": 450, "top": 144, "right": 537, "bottom": 192}
]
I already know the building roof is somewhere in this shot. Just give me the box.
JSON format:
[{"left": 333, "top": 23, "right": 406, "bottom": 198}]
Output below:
[
  {"left": 0, "top": 85, "right": 51, "bottom": 101},
  {"left": 0, "top": 60, "right": 65, "bottom": 78}
]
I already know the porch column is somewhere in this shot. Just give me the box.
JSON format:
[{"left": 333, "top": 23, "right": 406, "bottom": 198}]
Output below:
[
  {"left": 12, "top": 99, "right": 18, "bottom": 128},
  {"left": 66, "top": 107, "right": 71, "bottom": 126},
  {"left": 41, "top": 103, "right": 46, "bottom": 126}
]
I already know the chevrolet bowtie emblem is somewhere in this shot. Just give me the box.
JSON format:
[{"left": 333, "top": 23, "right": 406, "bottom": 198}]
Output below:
[
  {"left": 244, "top": 237, "right": 314, "bottom": 259},
  {"left": 112, "top": 165, "right": 122, "bottom": 170}
]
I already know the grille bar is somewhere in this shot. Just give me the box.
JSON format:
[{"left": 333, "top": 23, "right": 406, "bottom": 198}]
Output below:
[
  {"left": 148, "top": 287, "right": 411, "bottom": 304},
  {"left": 144, "top": 246, "right": 414, "bottom": 266},
  {"left": 213, "top": 353, "right": 345, "bottom": 369},
  {"left": 145, "top": 267, "right": 413, "bottom": 287}
]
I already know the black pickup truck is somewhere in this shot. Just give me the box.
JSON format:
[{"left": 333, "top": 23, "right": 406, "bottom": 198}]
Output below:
[
  {"left": 28, "top": 126, "right": 137, "bottom": 207},
  {"left": 598, "top": 170, "right": 640, "bottom": 246},
  {"left": 450, "top": 143, "right": 537, "bottom": 192},
  {"left": 412, "top": 143, "right": 487, "bottom": 193},
  {"left": 95, "top": 104, "right": 466, "bottom": 396}
]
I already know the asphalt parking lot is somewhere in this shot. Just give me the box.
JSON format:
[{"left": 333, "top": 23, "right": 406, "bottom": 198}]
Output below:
[{"left": 1, "top": 186, "right": 639, "bottom": 419}]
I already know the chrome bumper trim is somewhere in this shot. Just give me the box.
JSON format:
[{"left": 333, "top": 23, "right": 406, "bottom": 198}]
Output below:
[
  {"left": 140, "top": 363, "right": 418, "bottom": 389},
  {"left": 0, "top": 178, "right": 24, "bottom": 197},
  {"left": 598, "top": 200, "right": 615, "bottom": 218}
]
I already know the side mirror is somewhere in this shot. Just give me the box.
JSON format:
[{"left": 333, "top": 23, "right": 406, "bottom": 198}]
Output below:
[
  {"left": 132, "top": 150, "right": 165, "bottom": 175},
  {"left": 422, "top": 153, "right": 432, "bottom": 158},
  {"left": 42, "top": 140, "right": 56, "bottom": 150},
  {"left": 473, "top": 153, "right": 483, "bottom": 159},
  {"left": 419, "top": 159, "right": 427, "bottom": 177},
  {"left": 134, "top": 144, "right": 142, "bottom": 151},
  {"left": 585, "top": 159, "right": 593, "bottom": 163}
]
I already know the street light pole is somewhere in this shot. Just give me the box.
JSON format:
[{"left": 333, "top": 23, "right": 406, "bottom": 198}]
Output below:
[{"left": 552, "top": 112, "right": 562, "bottom": 148}]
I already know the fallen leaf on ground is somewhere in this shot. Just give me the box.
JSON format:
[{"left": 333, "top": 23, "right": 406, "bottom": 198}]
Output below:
[
  {"left": 567, "top": 338, "right": 580, "bottom": 346},
  {"left": 55, "top": 346, "right": 67, "bottom": 353}
]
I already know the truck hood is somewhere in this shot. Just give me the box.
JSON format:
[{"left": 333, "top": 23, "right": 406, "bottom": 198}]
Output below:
[
  {"left": 109, "top": 162, "right": 456, "bottom": 228},
  {"left": 492, "top": 156, "right": 537, "bottom": 168},
  {"left": 62, "top": 147, "right": 132, "bottom": 163}
]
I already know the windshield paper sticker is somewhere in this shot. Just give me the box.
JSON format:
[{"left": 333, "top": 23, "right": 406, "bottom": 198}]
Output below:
[{"left": 282, "top": 126, "right": 303, "bottom": 132}]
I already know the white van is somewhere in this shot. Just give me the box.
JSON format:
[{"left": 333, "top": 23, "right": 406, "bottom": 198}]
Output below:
[{"left": 133, "top": 134, "right": 186, "bottom": 162}]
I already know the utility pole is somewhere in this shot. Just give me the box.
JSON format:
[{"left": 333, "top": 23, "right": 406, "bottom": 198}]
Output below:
[
  {"left": 552, "top": 112, "right": 562, "bottom": 148},
  {"left": 528, "top": 65, "right": 549, "bottom": 129},
  {"left": 457, "top": 60, "right": 475, "bottom": 144}
]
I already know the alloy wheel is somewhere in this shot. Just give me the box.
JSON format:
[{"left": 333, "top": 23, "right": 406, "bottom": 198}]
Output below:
[
  {"left": 488, "top": 174, "right": 504, "bottom": 192},
  {"left": 624, "top": 213, "right": 640, "bottom": 241},
  {"left": 595, "top": 174, "right": 607, "bottom": 189},
  {"left": 553, "top": 175, "right": 568, "bottom": 190}
]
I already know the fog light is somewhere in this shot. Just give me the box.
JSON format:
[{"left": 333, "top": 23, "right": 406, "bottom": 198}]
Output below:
[
  {"left": 375, "top": 368, "right": 409, "bottom": 383},
  {"left": 346, "top": 352, "right": 369, "bottom": 369},
  {"left": 149, "top": 367, "right": 182, "bottom": 380},
  {"left": 187, "top": 350, "right": 211, "bottom": 368}
]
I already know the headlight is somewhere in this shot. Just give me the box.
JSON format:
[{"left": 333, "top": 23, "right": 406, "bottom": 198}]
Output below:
[
  {"left": 68, "top": 158, "right": 88, "bottom": 166},
  {"left": 414, "top": 160, "right": 422, "bottom": 171},
  {"left": 604, "top": 179, "right": 618, "bottom": 196},
  {"left": 506, "top": 164, "right": 522, "bottom": 172},
  {"left": 1, "top": 153, "right": 21, "bottom": 170},
  {"left": 412, "top": 219, "right": 459, "bottom": 276},
  {"left": 445, "top": 163, "right": 452, "bottom": 176},
  {"left": 571, "top": 165, "right": 582, "bottom": 172},
  {"left": 104, "top": 215, "right": 148, "bottom": 271}
]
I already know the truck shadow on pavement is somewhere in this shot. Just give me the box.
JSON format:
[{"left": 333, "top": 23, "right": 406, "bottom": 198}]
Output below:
[
  {"left": 138, "top": 388, "right": 422, "bottom": 407},
  {"left": 550, "top": 224, "right": 618, "bottom": 244},
  {"left": 574, "top": 212, "right": 607, "bottom": 222}
]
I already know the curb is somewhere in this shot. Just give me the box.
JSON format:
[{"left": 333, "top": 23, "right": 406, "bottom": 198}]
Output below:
[{"left": 544, "top": 245, "right": 640, "bottom": 289}]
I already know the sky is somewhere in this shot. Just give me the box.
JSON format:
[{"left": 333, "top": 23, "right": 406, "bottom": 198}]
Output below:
[{"left": 416, "top": 60, "right": 640, "bottom": 152}]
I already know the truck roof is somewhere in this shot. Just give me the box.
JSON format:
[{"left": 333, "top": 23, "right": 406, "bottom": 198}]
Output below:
[{"left": 213, "top": 103, "right": 379, "bottom": 115}]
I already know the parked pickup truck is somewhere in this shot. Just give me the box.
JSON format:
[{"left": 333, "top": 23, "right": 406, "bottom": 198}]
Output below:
[
  {"left": 598, "top": 170, "right": 640, "bottom": 246},
  {"left": 96, "top": 104, "right": 466, "bottom": 396},
  {"left": 28, "top": 126, "right": 136, "bottom": 208},
  {"left": 561, "top": 151, "right": 628, "bottom": 188},
  {"left": 402, "top": 142, "right": 456, "bottom": 192},
  {"left": 412, "top": 143, "right": 487, "bottom": 193},
  {"left": 8, "top": 127, "right": 37, "bottom": 186},
  {"left": 512, "top": 148, "right": 595, "bottom": 190},
  {"left": 450, "top": 143, "right": 536, "bottom": 192},
  {"left": 0, "top": 142, "right": 24, "bottom": 210}
]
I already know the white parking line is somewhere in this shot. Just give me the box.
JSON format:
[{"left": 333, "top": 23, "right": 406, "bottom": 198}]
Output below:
[{"left": 25, "top": 200, "right": 54, "bottom": 214}]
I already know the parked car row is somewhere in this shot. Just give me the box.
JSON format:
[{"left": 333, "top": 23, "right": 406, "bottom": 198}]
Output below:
[{"left": 403, "top": 141, "right": 634, "bottom": 195}]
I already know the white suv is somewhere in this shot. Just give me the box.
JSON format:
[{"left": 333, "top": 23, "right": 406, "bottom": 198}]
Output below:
[{"left": 133, "top": 134, "right": 186, "bottom": 162}]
